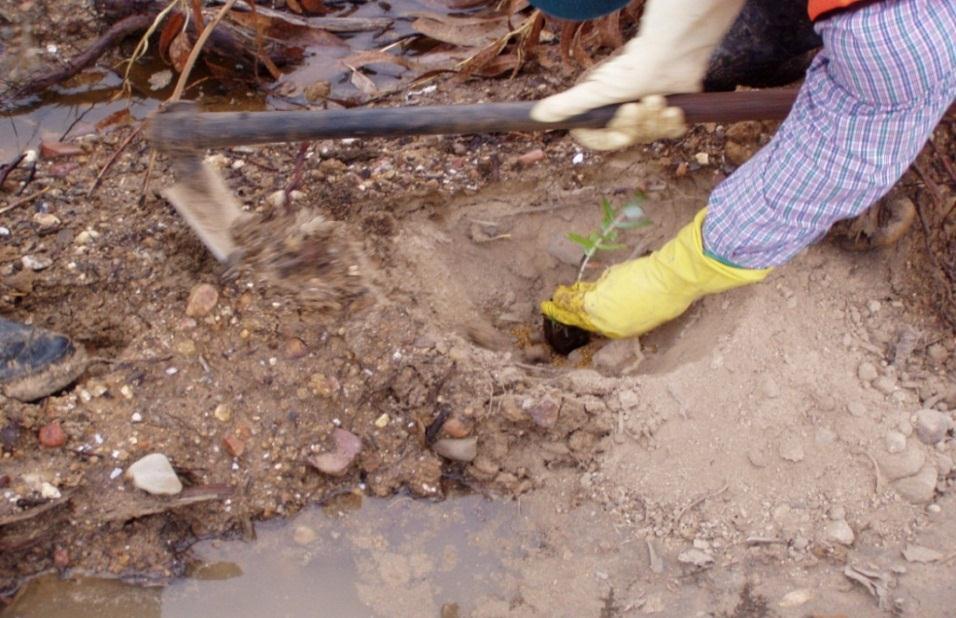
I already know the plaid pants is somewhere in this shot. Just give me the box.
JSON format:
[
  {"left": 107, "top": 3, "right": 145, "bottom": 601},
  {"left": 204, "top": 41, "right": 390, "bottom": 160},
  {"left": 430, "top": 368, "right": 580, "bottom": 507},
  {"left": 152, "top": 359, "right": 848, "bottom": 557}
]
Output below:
[{"left": 703, "top": 0, "right": 956, "bottom": 269}]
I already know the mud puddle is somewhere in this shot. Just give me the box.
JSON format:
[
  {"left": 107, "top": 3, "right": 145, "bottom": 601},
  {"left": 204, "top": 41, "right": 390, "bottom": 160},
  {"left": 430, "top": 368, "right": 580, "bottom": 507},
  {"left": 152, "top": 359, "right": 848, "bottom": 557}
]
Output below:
[{"left": 3, "top": 494, "right": 525, "bottom": 617}]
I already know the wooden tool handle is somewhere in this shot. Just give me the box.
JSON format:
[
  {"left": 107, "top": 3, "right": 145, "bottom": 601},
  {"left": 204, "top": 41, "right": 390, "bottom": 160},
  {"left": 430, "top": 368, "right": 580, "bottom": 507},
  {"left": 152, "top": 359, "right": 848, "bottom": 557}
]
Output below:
[{"left": 148, "top": 89, "right": 799, "bottom": 151}]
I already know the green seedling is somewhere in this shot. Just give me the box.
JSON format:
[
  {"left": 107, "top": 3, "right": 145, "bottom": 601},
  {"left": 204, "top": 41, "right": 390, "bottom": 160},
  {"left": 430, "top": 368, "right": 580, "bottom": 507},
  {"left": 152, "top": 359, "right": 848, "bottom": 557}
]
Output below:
[{"left": 568, "top": 193, "right": 651, "bottom": 282}]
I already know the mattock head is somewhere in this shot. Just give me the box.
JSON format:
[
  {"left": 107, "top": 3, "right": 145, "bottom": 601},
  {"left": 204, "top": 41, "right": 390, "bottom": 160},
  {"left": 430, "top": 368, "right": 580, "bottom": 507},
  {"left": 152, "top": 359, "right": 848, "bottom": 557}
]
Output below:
[{"left": 147, "top": 101, "right": 247, "bottom": 263}]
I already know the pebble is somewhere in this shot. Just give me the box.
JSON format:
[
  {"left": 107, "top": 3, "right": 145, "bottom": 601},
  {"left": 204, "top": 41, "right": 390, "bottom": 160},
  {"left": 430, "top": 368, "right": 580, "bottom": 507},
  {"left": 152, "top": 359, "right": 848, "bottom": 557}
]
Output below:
[
  {"left": 32, "top": 212, "right": 61, "bottom": 231},
  {"left": 902, "top": 544, "right": 943, "bottom": 563},
  {"left": 214, "top": 404, "right": 232, "bottom": 422},
  {"left": 873, "top": 375, "right": 897, "bottom": 396},
  {"left": 524, "top": 397, "right": 559, "bottom": 429},
  {"left": 926, "top": 343, "right": 949, "bottom": 364},
  {"left": 779, "top": 435, "right": 805, "bottom": 462},
  {"left": 546, "top": 233, "right": 584, "bottom": 267},
  {"left": 374, "top": 413, "right": 390, "bottom": 429},
  {"left": 828, "top": 505, "right": 846, "bottom": 521},
  {"left": 185, "top": 283, "right": 219, "bottom": 318},
  {"left": 38, "top": 422, "right": 66, "bottom": 448},
  {"left": 131, "top": 412, "right": 143, "bottom": 423},
  {"left": 847, "top": 401, "right": 867, "bottom": 417},
  {"left": 778, "top": 589, "right": 812, "bottom": 608},
  {"left": 914, "top": 409, "right": 952, "bottom": 445},
  {"left": 283, "top": 337, "right": 309, "bottom": 359},
  {"left": 433, "top": 437, "right": 478, "bottom": 462},
  {"left": 516, "top": 148, "right": 545, "bottom": 167},
  {"left": 592, "top": 339, "right": 644, "bottom": 376},
  {"left": 677, "top": 548, "right": 714, "bottom": 568},
  {"left": 309, "top": 428, "right": 362, "bottom": 476},
  {"left": 877, "top": 443, "right": 926, "bottom": 480},
  {"left": 21, "top": 254, "right": 52, "bottom": 271},
  {"left": 866, "top": 300, "right": 882, "bottom": 314},
  {"left": 935, "top": 453, "right": 953, "bottom": 477},
  {"left": 126, "top": 453, "right": 183, "bottom": 495},
  {"left": 893, "top": 463, "right": 938, "bottom": 504},
  {"left": 222, "top": 434, "right": 245, "bottom": 457},
  {"left": 858, "top": 361, "right": 879, "bottom": 383},
  {"left": 293, "top": 525, "right": 318, "bottom": 546},
  {"left": 761, "top": 376, "right": 781, "bottom": 399},
  {"left": 823, "top": 519, "right": 855, "bottom": 546},
  {"left": 74, "top": 229, "right": 98, "bottom": 245},
  {"left": 815, "top": 427, "right": 837, "bottom": 446},
  {"left": 440, "top": 416, "right": 471, "bottom": 438},
  {"left": 885, "top": 431, "right": 906, "bottom": 454},
  {"left": 40, "top": 482, "right": 61, "bottom": 500},
  {"left": 53, "top": 548, "right": 70, "bottom": 569}
]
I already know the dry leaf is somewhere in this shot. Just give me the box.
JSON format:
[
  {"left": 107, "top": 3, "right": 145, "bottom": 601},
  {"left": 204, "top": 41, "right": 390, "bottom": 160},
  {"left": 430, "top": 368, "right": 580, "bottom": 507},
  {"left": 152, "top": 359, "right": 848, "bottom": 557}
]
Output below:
[
  {"left": 159, "top": 12, "right": 186, "bottom": 63},
  {"left": 348, "top": 67, "right": 378, "bottom": 96},
  {"left": 339, "top": 50, "right": 419, "bottom": 71},
  {"left": 168, "top": 30, "right": 192, "bottom": 73},
  {"left": 412, "top": 14, "right": 509, "bottom": 47}
]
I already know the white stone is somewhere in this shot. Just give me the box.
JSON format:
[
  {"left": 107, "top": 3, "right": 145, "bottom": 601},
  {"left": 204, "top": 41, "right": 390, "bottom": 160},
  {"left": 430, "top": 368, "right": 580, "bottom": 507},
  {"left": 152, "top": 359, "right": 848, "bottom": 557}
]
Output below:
[
  {"left": 126, "top": 453, "right": 183, "bottom": 495},
  {"left": 914, "top": 409, "right": 951, "bottom": 445},
  {"left": 885, "top": 431, "right": 906, "bottom": 454},
  {"left": 823, "top": 520, "right": 855, "bottom": 546}
]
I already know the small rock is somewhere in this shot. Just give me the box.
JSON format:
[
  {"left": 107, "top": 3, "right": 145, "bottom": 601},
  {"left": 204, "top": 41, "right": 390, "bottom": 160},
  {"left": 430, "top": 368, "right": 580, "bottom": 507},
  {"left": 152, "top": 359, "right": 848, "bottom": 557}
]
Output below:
[
  {"left": 522, "top": 344, "right": 551, "bottom": 364},
  {"left": 828, "top": 505, "right": 847, "bottom": 521},
  {"left": 266, "top": 190, "right": 288, "bottom": 208},
  {"left": 440, "top": 603, "right": 461, "bottom": 618},
  {"left": 32, "top": 212, "right": 61, "bottom": 231},
  {"left": 893, "top": 463, "right": 938, "bottom": 504},
  {"left": 223, "top": 434, "right": 245, "bottom": 457},
  {"left": 309, "top": 373, "right": 339, "bottom": 397},
  {"left": 873, "top": 375, "right": 897, "bottom": 395},
  {"left": 546, "top": 233, "right": 584, "bottom": 267},
  {"left": 131, "top": 412, "right": 143, "bottom": 423},
  {"left": 441, "top": 415, "right": 472, "bottom": 438},
  {"left": 885, "top": 431, "right": 906, "bottom": 454},
  {"left": 120, "top": 384, "right": 134, "bottom": 399},
  {"left": 866, "top": 299, "right": 882, "bottom": 314},
  {"left": 309, "top": 428, "right": 362, "bottom": 476},
  {"left": 524, "top": 397, "right": 559, "bottom": 429},
  {"left": 592, "top": 339, "right": 644, "bottom": 376},
  {"left": 293, "top": 525, "right": 318, "bottom": 545},
  {"left": 823, "top": 519, "right": 855, "bottom": 546},
  {"left": 40, "top": 482, "right": 61, "bottom": 499},
  {"left": 516, "top": 148, "right": 545, "bottom": 167},
  {"left": 213, "top": 404, "right": 232, "bottom": 422},
  {"left": 126, "top": 453, "right": 183, "bottom": 495},
  {"left": 677, "top": 548, "right": 714, "bottom": 568},
  {"left": 815, "top": 427, "right": 837, "bottom": 446},
  {"left": 433, "top": 437, "right": 478, "bottom": 462},
  {"left": 374, "top": 413, "right": 390, "bottom": 429},
  {"left": 898, "top": 418, "right": 914, "bottom": 437},
  {"left": 747, "top": 444, "right": 770, "bottom": 468},
  {"left": 902, "top": 544, "right": 943, "bottom": 563},
  {"left": 39, "top": 141, "right": 83, "bottom": 158},
  {"left": 38, "top": 422, "right": 66, "bottom": 448},
  {"left": 926, "top": 343, "right": 949, "bottom": 364},
  {"left": 725, "top": 141, "right": 756, "bottom": 167},
  {"left": 858, "top": 361, "right": 879, "bottom": 383},
  {"left": 847, "top": 401, "right": 867, "bottom": 417},
  {"left": 283, "top": 337, "right": 309, "bottom": 359},
  {"left": 935, "top": 453, "right": 953, "bottom": 477},
  {"left": 694, "top": 152, "right": 709, "bottom": 166},
  {"left": 74, "top": 229, "right": 98, "bottom": 245},
  {"left": 778, "top": 589, "right": 812, "bottom": 608},
  {"left": 185, "top": 283, "right": 219, "bottom": 318},
  {"left": 761, "top": 376, "right": 781, "bottom": 399},
  {"left": 877, "top": 443, "right": 926, "bottom": 480},
  {"left": 779, "top": 435, "right": 805, "bottom": 462},
  {"left": 914, "top": 409, "right": 951, "bottom": 445},
  {"left": 53, "top": 548, "right": 70, "bottom": 568},
  {"left": 21, "top": 254, "right": 51, "bottom": 271}
]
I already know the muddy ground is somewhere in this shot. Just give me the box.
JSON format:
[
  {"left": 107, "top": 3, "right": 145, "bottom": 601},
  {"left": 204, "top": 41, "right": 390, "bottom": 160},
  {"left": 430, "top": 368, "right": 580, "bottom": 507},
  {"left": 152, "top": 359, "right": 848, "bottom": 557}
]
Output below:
[{"left": 2, "top": 1, "right": 956, "bottom": 615}]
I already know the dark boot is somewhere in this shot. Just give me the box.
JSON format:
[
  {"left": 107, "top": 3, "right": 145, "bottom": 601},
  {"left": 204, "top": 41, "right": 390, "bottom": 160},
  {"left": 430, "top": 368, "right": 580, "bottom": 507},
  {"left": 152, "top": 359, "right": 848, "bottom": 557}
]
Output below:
[
  {"left": 0, "top": 317, "right": 87, "bottom": 402},
  {"left": 704, "top": 0, "right": 822, "bottom": 92},
  {"left": 831, "top": 196, "right": 917, "bottom": 251}
]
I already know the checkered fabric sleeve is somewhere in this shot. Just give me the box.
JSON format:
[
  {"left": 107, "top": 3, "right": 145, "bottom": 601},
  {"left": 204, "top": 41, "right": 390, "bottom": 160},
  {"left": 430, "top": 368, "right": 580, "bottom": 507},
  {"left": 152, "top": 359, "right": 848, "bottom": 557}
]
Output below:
[{"left": 702, "top": 0, "right": 956, "bottom": 269}]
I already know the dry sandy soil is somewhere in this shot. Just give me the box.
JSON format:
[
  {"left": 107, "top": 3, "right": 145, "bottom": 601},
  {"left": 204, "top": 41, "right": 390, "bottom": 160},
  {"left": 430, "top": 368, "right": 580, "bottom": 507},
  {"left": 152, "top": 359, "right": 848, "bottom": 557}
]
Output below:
[{"left": 2, "top": 2, "right": 956, "bottom": 616}]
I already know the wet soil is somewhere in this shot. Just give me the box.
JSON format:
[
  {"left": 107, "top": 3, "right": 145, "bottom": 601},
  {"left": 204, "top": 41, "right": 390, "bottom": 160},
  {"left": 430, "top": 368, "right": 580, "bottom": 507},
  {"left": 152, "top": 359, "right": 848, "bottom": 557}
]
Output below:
[{"left": 2, "top": 1, "right": 956, "bottom": 615}]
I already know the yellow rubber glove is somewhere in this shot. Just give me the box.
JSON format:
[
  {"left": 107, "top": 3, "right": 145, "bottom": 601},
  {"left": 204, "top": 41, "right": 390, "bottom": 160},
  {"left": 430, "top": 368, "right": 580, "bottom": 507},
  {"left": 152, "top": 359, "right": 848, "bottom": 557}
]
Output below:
[{"left": 541, "top": 210, "right": 771, "bottom": 338}]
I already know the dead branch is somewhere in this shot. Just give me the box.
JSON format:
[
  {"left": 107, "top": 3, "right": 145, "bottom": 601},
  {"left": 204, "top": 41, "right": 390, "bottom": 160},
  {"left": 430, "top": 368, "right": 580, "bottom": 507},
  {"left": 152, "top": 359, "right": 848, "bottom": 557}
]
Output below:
[{"left": 8, "top": 14, "right": 154, "bottom": 101}]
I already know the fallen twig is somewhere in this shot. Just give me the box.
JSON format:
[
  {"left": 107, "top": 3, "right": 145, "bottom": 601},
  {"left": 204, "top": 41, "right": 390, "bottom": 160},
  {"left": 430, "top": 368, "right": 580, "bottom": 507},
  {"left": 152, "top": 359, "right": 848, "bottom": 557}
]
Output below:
[
  {"left": 675, "top": 483, "right": 729, "bottom": 527},
  {"left": 87, "top": 123, "right": 144, "bottom": 196},
  {"left": 6, "top": 14, "right": 154, "bottom": 101},
  {"left": 0, "top": 186, "right": 50, "bottom": 215},
  {"left": 0, "top": 153, "right": 27, "bottom": 189},
  {"left": 282, "top": 141, "right": 311, "bottom": 209}
]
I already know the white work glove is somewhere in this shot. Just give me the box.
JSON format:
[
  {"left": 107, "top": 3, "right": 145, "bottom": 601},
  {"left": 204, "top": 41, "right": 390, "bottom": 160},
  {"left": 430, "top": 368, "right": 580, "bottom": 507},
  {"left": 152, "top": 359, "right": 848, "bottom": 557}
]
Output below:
[{"left": 532, "top": 0, "right": 745, "bottom": 150}]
